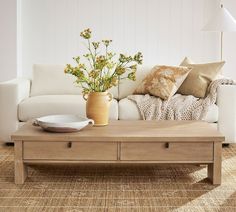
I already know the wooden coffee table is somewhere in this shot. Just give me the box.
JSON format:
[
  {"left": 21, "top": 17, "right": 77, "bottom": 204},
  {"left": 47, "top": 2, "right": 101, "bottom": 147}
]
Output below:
[{"left": 11, "top": 120, "right": 224, "bottom": 185}]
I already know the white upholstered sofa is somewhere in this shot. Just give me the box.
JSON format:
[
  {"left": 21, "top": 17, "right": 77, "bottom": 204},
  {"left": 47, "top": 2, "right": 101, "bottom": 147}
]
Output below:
[{"left": 0, "top": 64, "right": 235, "bottom": 143}]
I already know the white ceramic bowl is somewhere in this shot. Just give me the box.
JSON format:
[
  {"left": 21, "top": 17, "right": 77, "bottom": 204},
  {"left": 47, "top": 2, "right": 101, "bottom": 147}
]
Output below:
[{"left": 33, "top": 115, "right": 94, "bottom": 132}]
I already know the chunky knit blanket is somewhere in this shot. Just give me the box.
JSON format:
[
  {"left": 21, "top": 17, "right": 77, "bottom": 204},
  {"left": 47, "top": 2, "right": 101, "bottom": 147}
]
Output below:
[{"left": 128, "top": 79, "right": 235, "bottom": 121}]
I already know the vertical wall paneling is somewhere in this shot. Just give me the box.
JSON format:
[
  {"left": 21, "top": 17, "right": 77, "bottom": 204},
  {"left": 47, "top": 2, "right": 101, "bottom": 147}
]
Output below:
[
  {"left": 134, "top": 0, "right": 148, "bottom": 64},
  {"left": 221, "top": 0, "right": 236, "bottom": 79},
  {"left": 0, "top": 0, "right": 17, "bottom": 82},
  {"left": 20, "top": 0, "right": 223, "bottom": 78},
  {"left": 169, "top": 0, "right": 182, "bottom": 64},
  {"left": 112, "top": 0, "right": 124, "bottom": 54},
  {"left": 181, "top": 0, "right": 194, "bottom": 60}
]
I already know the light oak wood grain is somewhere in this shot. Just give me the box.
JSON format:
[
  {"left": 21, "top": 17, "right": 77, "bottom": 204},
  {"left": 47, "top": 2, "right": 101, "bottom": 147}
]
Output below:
[
  {"left": 14, "top": 141, "right": 27, "bottom": 184},
  {"left": 12, "top": 120, "right": 224, "bottom": 185},
  {"left": 121, "top": 142, "right": 213, "bottom": 161},
  {"left": 24, "top": 141, "right": 117, "bottom": 161},
  {"left": 12, "top": 121, "right": 224, "bottom": 142},
  {"left": 208, "top": 142, "right": 222, "bottom": 185},
  {"left": 24, "top": 160, "right": 214, "bottom": 164}
]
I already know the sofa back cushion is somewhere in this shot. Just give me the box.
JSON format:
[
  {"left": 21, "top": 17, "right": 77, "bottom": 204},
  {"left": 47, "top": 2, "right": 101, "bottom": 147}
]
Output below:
[
  {"left": 30, "top": 64, "right": 118, "bottom": 98},
  {"left": 30, "top": 64, "right": 81, "bottom": 96},
  {"left": 118, "top": 66, "right": 153, "bottom": 99}
]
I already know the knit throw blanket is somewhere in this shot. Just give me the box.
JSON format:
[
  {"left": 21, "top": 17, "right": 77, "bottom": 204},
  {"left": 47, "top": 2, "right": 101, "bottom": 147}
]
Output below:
[{"left": 128, "top": 79, "right": 235, "bottom": 121}]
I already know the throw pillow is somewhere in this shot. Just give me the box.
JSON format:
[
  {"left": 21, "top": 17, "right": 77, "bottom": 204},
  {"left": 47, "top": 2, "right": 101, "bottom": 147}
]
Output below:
[
  {"left": 177, "top": 57, "right": 225, "bottom": 98},
  {"left": 133, "top": 65, "right": 191, "bottom": 100}
]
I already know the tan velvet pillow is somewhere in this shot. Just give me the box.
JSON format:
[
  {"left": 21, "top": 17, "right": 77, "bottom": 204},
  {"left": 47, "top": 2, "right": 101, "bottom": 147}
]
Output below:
[
  {"left": 177, "top": 57, "right": 225, "bottom": 98},
  {"left": 134, "top": 65, "right": 191, "bottom": 100}
]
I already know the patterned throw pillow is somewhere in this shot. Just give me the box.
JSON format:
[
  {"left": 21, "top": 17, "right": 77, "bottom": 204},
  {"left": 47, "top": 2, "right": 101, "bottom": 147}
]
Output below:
[{"left": 133, "top": 65, "right": 191, "bottom": 100}]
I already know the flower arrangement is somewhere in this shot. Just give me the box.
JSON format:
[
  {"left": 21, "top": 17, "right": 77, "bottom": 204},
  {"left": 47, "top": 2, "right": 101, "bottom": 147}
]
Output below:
[{"left": 64, "top": 28, "right": 143, "bottom": 94}]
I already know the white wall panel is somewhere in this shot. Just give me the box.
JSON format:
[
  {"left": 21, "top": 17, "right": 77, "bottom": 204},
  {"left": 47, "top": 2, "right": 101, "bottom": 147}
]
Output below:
[
  {"left": 19, "top": 0, "right": 222, "bottom": 78},
  {"left": 222, "top": 0, "right": 236, "bottom": 79},
  {"left": 0, "top": 0, "right": 17, "bottom": 82}
]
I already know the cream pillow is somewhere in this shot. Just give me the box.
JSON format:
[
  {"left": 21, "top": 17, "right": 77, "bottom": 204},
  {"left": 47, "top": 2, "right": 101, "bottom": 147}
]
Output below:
[
  {"left": 134, "top": 65, "right": 191, "bottom": 100},
  {"left": 177, "top": 57, "right": 225, "bottom": 98}
]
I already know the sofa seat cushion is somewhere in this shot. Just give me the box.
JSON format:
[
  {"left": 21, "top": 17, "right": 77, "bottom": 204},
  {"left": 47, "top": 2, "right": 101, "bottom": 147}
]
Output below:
[
  {"left": 118, "top": 98, "right": 218, "bottom": 123},
  {"left": 18, "top": 95, "right": 118, "bottom": 122}
]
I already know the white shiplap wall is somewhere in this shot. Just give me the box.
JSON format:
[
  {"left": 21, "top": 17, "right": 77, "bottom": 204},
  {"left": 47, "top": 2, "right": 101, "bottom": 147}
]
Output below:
[
  {"left": 19, "top": 0, "right": 221, "bottom": 78},
  {"left": 0, "top": 0, "right": 17, "bottom": 82},
  {"left": 222, "top": 0, "right": 236, "bottom": 79}
]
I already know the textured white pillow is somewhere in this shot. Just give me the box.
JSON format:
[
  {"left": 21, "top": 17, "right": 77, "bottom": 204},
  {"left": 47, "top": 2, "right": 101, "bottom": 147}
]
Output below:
[{"left": 30, "top": 64, "right": 82, "bottom": 96}]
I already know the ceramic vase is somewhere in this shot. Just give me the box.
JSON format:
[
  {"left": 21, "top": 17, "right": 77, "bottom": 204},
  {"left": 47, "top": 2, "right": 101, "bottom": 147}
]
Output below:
[{"left": 83, "top": 92, "right": 113, "bottom": 126}]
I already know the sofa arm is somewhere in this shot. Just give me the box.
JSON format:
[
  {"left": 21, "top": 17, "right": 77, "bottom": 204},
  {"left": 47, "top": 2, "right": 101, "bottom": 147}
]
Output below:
[
  {"left": 217, "top": 84, "right": 236, "bottom": 143},
  {"left": 0, "top": 78, "right": 30, "bottom": 142}
]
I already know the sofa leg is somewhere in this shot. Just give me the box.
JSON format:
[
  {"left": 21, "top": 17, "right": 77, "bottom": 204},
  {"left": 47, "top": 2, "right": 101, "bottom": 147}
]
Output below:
[{"left": 222, "top": 143, "right": 230, "bottom": 148}]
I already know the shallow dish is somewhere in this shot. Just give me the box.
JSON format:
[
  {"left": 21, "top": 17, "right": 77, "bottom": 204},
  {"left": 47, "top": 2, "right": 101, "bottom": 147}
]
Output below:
[{"left": 33, "top": 115, "right": 94, "bottom": 132}]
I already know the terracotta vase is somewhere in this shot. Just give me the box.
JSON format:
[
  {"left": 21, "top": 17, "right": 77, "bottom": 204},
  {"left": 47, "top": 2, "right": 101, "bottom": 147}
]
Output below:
[{"left": 83, "top": 92, "right": 113, "bottom": 126}]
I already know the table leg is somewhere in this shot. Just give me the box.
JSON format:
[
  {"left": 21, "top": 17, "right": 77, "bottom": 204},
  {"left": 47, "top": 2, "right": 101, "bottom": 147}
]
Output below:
[
  {"left": 15, "top": 161, "right": 27, "bottom": 184},
  {"left": 207, "top": 142, "right": 222, "bottom": 185},
  {"left": 14, "top": 141, "right": 28, "bottom": 184}
]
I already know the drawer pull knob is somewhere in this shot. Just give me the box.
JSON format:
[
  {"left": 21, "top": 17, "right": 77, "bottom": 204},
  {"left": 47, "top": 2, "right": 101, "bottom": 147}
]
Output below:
[
  {"left": 68, "top": 142, "right": 72, "bottom": 148},
  {"left": 165, "top": 142, "right": 169, "bottom": 149}
]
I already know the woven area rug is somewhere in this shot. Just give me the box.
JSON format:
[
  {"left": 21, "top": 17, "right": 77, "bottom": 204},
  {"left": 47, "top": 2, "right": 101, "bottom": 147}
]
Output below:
[{"left": 1, "top": 144, "right": 236, "bottom": 212}]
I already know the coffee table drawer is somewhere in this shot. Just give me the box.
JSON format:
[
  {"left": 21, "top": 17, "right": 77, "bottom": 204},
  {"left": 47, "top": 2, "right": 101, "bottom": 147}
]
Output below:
[
  {"left": 23, "top": 142, "right": 117, "bottom": 160},
  {"left": 121, "top": 142, "right": 213, "bottom": 161}
]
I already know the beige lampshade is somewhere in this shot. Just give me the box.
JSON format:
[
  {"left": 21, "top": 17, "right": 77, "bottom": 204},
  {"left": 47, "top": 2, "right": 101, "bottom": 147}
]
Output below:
[{"left": 202, "top": 5, "right": 236, "bottom": 32}]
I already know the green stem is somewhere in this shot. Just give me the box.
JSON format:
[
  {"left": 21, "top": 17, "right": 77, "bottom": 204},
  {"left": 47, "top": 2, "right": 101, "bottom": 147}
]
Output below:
[
  {"left": 87, "top": 39, "right": 96, "bottom": 68},
  {"left": 79, "top": 80, "right": 93, "bottom": 90},
  {"left": 87, "top": 39, "right": 96, "bottom": 90}
]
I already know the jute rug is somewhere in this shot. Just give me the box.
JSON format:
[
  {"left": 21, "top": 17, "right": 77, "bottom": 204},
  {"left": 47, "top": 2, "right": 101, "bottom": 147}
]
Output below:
[{"left": 1, "top": 144, "right": 236, "bottom": 212}]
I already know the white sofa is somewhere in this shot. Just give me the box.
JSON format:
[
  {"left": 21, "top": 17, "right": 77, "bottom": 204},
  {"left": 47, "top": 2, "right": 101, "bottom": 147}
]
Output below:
[{"left": 0, "top": 64, "right": 236, "bottom": 143}]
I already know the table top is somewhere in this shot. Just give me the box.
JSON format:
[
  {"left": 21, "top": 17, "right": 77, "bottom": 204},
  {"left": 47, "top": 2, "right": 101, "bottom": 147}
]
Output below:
[{"left": 11, "top": 120, "right": 224, "bottom": 142}]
